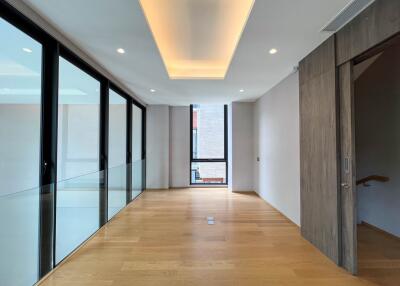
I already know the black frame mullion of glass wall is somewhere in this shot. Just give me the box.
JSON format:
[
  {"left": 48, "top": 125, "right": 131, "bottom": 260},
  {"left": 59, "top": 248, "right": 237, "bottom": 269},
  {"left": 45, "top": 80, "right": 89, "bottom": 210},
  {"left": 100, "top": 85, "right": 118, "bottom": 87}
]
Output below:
[
  {"left": 126, "top": 98, "right": 133, "bottom": 204},
  {"left": 189, "top": 104, "right": 228, "bottom": 185},
  {"left": 142, "top": 108, "right": 147, "bottom": 189},
  {"left": 100, "top": 81, "right": 109, "bottom": 227},
  {"left": 39, "top": 38, "right": 59, "bottom": 277},
  {"left": 0, "top": 1, "right": 146, "bottom": 280}
]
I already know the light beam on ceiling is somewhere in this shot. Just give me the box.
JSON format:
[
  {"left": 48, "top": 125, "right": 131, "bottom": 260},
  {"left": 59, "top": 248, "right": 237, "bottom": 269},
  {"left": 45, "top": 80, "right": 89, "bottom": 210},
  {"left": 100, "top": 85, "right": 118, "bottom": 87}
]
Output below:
[{"left": 139, "top": 0, "right": 255, "bottom": 80}]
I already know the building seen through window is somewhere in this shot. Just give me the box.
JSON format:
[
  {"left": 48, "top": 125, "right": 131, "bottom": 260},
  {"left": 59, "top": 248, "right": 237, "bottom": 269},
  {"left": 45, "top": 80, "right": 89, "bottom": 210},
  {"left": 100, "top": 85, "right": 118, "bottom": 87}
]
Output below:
[{"left": 191, "top": 104, "right": 227, "bottom": 184}]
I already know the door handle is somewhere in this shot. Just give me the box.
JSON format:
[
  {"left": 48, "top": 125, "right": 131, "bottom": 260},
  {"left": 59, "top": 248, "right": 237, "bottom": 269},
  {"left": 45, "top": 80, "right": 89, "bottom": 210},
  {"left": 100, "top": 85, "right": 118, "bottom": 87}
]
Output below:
[
  {"left": 341, "top": 182, "right": 350, "bottom": 189},
  {"left": 43, "top": 161, "right": 48, "bottom": 174}
]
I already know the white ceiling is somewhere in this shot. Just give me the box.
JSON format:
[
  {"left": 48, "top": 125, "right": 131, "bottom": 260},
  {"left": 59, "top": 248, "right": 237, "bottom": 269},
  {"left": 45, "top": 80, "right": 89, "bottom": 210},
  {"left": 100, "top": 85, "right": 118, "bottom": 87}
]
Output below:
[{"left": 22, "top": 0, "right": 352, "bottom": 105}]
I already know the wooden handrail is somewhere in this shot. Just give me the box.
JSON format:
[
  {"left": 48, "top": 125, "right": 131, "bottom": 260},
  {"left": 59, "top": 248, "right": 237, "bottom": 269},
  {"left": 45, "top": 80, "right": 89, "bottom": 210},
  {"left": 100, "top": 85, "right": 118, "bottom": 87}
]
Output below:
[{"left": 356, "top": 175, "right": 389, "bottom": 186}]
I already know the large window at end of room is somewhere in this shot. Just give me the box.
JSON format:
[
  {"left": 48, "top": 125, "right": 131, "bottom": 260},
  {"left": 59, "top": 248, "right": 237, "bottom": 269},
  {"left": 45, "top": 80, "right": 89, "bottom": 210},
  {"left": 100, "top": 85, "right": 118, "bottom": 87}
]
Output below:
[{"left": 190, "top": 104, "right": 227, "bottom": 184}]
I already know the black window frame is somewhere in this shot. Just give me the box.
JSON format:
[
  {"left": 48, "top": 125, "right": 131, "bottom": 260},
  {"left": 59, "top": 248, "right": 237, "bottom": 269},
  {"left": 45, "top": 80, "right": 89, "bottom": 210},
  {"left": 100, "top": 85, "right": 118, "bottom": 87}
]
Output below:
[
  {"left": 0, "top": 1, "right": 146, "bottom": 281},
  {"left": 189, "top": 104, "right": 228, "bottom": 185}
]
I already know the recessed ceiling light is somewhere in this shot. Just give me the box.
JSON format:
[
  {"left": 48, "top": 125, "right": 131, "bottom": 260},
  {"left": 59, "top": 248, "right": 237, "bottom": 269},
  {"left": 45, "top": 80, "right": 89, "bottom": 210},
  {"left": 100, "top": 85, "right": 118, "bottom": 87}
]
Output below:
[
  {"left": 239, "top": 89, "right": 244, "bottom": 93},
  {"left": 22, "top": 48, "right": 32, "bottom": 53},
  {"left": 150, "top": 89, "right": 156, "bottom": 93},
  {"left": 117, "top": 48, "right": 125, "bottom": 54},
  {"left": 269, "top": 48, "right": 278, "bottom": 55}
]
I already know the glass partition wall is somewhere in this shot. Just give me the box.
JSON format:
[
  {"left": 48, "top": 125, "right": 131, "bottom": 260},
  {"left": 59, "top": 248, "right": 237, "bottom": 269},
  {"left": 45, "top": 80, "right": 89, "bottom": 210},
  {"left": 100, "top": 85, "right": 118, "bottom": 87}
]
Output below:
[
  {"left": 0, "top": 17, "right": 41, "bottom": 286},
  {"left": 0, "top": 3, "right": 146, "bottom": 285}
]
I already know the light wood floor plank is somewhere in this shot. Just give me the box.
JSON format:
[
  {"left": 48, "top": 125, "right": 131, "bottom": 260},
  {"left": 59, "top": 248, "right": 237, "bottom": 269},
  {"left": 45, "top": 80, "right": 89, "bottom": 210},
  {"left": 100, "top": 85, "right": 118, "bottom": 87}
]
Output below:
[{"left": 38, "top": 188, "right": 387, "bottom": 286}]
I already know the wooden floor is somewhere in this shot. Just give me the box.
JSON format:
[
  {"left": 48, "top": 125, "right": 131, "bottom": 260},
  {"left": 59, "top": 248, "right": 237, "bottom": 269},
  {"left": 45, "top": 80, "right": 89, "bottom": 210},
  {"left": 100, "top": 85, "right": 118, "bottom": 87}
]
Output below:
[
  {"left": 358, "top": 224, "right": 400, "bottom": 286},
  {"left": 40, "top": 188, "right": 380, "bottom": 286}
]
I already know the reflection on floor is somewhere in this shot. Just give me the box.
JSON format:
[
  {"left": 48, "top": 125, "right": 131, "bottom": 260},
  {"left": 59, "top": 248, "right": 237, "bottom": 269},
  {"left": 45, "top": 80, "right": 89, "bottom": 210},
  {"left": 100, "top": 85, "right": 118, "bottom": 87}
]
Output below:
[
  {"left": 358, "top": 224, "right": 400, "bottom": 286},
  {"left": 40, "top": 188, "right": 374, "bottom": 286}
]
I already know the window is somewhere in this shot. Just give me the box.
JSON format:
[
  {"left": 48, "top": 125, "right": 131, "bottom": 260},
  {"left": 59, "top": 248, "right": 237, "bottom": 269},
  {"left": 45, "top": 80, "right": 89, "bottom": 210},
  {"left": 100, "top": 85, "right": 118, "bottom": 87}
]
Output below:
[
  {"left": 56, "top": 56, "right": 101, "bottom": 263},
  {"left": 0, "top": 17, "right": 41, "bottom": 286},
  {"left": 190, "top": 104, "right": 227, "bottom": 184},
  {"left": 108, "top": 89, "right": 127, "bottom": 219}
]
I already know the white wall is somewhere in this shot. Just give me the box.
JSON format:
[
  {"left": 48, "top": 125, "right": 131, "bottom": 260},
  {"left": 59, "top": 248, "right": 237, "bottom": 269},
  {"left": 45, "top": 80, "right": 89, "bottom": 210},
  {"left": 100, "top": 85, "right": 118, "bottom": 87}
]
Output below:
[
  {"left": 146, "top": 105, "right": 189, "bottom": 189},
  {"left": 254, "top": 72, "right": 300, "bottom": 225},
  {"left": 169, "top": 106, "right": 190, "bottom": 188},
  {"left": 146, "top": 105, "right": 170, "bottom": 189},
  {"left": 228, "top": 102, "right": 254, "bottom": 192}
]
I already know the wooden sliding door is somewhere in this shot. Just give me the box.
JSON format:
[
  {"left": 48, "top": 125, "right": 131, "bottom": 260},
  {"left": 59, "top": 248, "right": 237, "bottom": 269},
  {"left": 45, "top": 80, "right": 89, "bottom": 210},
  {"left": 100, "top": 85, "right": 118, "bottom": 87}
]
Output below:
[{"left": 299, "top": 36, "right": 340, "bottom": 264}]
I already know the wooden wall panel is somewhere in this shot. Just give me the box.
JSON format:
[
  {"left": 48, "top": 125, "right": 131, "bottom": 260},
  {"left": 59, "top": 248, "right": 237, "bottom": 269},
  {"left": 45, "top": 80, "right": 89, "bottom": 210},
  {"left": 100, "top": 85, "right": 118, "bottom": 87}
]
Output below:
[
  {"left": 336, "top": 0, "right": 400, "bottom": 65},
  {"left": 299, "top": 36, "right": 340, "bottom": 264}
]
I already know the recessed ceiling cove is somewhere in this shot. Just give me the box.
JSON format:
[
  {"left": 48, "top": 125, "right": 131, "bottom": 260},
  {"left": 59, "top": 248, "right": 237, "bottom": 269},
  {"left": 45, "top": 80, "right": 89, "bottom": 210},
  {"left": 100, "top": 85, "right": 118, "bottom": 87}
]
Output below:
[{"left": 139, "top": 0, "right": 255, "bottom": 80}]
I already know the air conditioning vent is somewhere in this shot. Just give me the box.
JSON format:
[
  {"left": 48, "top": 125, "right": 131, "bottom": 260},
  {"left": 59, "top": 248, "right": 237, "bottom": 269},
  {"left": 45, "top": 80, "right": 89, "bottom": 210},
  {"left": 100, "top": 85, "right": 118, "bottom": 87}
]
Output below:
[{"left": 321, "top": 0, "right": 375, "bottom": 32}]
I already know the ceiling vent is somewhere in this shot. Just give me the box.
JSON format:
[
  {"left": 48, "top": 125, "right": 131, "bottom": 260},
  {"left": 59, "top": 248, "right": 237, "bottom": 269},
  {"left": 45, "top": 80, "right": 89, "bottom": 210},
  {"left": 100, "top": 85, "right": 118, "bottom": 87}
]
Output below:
[{"left": 321, "top": 0, "right": 375, "bottom": 32}]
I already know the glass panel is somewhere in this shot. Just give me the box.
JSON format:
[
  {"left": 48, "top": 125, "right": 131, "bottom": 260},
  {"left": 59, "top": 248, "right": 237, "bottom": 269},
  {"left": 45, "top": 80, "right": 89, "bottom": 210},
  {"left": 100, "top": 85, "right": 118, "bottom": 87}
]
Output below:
[
  {"left": 132, "top": 159, "right": 144, "bottom": 199},
  {"left": 57, "top": 57, "right": 100, "bottom": 181},
  {"left": 0, "top": 188, "right": 40, "bottom": 286},
  {"left": 108, "top": 163, "right": 126, "bottom": 219},
  {"left": 192, "top": 104, "right": 225, "bottom": 159},
  {"left": 0, "top": 18, "right": 41, "bottom": 286},
  {"left": 191, "top": 162, "right": 226, "bottom": 184},
  {"left": 56, "top": 57, "right": 100, "bottom": 263},
  {"left": 108, "top": 90, "right": 127, "bottom": 219},
  {"left": 55, "top": 171, "right": 101, "bottom": 263},
  {"left": 132, "top": 105, "right": 142, "bottom": 162},
  {"left": 132, "top": 105, "right": 143, "bottom": 195}
]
